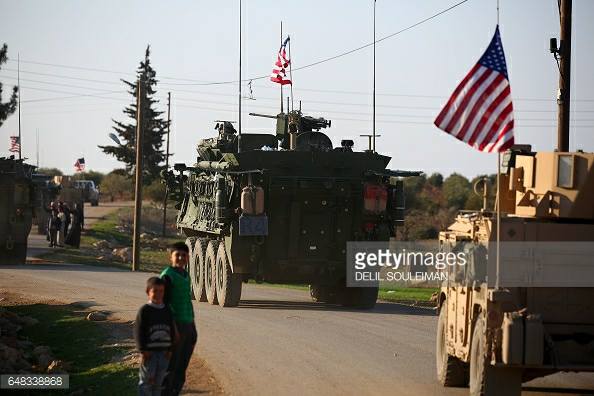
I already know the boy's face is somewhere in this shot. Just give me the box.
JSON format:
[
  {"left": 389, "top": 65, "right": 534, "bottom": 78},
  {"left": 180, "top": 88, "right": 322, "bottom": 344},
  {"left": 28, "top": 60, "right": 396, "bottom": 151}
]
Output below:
[
  {"left": 148, "top": 284, "right": 164, "bottom": 304},
  {"left": 170, "top": 249, "right": 188, "bottom": 269}
]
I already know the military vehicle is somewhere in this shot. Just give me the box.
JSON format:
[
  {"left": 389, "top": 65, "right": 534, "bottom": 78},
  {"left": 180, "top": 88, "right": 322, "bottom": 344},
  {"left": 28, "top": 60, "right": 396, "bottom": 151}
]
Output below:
[
  {"left": 164, "top": 109, "right": 420, "bottom": 308},
  {"left": 436, "top": 145, "right": 594, "bottom": 395},
  {"left": 53, "top": 176, "right": 85, "bottom": 225},
  {"left": 0, "top": 157, "right": 37, "bottom": 264},
  {"left": 73, "top": 180, "right": 100, "bottom": 206}
]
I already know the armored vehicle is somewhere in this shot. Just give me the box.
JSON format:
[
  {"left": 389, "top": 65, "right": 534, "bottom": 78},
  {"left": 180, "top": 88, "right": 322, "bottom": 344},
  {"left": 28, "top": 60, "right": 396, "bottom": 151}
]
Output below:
[
  {"left": 164, "top": 110, "right": 420, "bottom": 308},
  {"left": 73, "top": 180, "right": 100, "bottom": 206},
  {"left": 436, "top": 145, "right": 594, "bottom": 395},
  {"left": 0, "top": 157, "right": 36, "bottom": 264}
]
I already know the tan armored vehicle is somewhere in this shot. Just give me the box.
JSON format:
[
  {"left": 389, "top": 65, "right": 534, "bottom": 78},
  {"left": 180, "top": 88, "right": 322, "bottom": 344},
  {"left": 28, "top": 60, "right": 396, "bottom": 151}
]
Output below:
[{"left": 436, "top": 145, "right": 594, "bottom": 395}]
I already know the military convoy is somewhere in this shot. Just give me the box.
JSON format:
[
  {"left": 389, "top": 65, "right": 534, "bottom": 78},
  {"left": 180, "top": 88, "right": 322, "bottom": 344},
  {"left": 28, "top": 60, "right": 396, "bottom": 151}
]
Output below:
[
  {"left": 0, "top": 157, "right": 36, "bottom": 265},
  {"left": 436, "top": 146, "right": 594, "bottom": 395},
  {"left": 164, "top": 109, "right": 420, "bottom": 308}
]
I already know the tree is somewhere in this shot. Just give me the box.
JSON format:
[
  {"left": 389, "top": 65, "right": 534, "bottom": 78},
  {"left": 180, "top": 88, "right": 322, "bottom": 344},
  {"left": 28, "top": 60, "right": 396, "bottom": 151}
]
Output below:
[
  {"left": 143, "top": 180, "right": 166, "bottom": 205},
  {"left": 427, "top": 172, "right": 444, "bottom": 188},
  {"left": 442, "top": 173, "right": 471, "bottom": 209},
  {"left": 0, "top": 44, "right": 18, "bottom": 128},
  {"left": 100, "top": 172, "right": 133, "bottom": 200},
  {"left": 98, "top": 45, "right": 167, "bottom": 183},
  {"left": 37, "top": 167, "right": 63, "bottom": 177}
]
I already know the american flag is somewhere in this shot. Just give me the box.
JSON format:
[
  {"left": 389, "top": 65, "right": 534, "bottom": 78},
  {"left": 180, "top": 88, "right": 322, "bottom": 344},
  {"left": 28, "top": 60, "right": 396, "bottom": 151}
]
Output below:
[
  {"left": 434, "top": 26, "right": 514, "bottom": 153},
  {"left": 270, "top": 36, "right": 292, "bottom": 85},
  {"left": 74, "top": 157, "right": 85, "bottom": 172},
  {"left": 9, "top": 136, "right": 20, "bottom": 153}
]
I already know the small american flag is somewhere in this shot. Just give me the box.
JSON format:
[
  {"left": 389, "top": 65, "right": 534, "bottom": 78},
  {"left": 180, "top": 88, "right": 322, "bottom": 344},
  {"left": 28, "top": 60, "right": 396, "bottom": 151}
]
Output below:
[
  {"left": 434, "top": 26, "right": 514, "bottom": 153},
  {"left": 9, "top": 136, "right": 20, "bottom": 153},
  {"left": 270, "top": 36, "right": 292, "bottom": 85},
  {"left": 74, "top": 157, "right": 85, "bottom": 172}
]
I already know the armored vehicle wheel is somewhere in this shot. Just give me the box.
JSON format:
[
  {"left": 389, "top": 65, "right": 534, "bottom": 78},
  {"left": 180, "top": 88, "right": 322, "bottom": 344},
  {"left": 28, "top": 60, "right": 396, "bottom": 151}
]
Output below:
[
  {"left": 469, "top": 317, "right": 522, "bottom": 396},
  {"left": 204, "top": 240, "right": 219, "bottom": 305},
  {"left": 340, "top": 286, "right": 378, "bottom": 309},
  {"left": 193, "top": 238, "right": 208, "bottom": 302},
  {"left": 436, "top": 304, "right": 468, "bottom": 387},
  {"left": 185, "top": 238, "right": 197, "bottom": 300},
  {"left": 309, "top": 285, "right": 337, "bottom": 303},
  {"left": 215, "top": 243, "right": 242, "bottom": 307}
]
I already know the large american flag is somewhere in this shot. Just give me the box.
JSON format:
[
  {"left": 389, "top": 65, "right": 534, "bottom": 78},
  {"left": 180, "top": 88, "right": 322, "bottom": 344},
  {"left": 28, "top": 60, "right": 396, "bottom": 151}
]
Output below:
[
  {"left": 9, "top": 136, "right": 20, "bottom": 153},
  {"left": 434, "top": 26, "right": 514, "bottom": 153},
  {"left": 74, "top": 157, "right": 85, "bottom": 172},
  {"left": 270, "top": 36, "right": 292, "bottom": 85}
]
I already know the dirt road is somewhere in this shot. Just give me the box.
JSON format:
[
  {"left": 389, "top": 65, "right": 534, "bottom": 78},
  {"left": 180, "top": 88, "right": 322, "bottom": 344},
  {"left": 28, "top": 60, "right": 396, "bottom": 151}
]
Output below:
[{"left": 1, "top": 263, "right": 593, "bottom": 396}]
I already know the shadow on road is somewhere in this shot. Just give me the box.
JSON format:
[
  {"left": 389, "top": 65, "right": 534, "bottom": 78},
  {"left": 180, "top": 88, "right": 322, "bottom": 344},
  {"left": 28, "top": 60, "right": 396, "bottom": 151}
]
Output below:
[
  {"left": 0, "top": 263, "right": 129, "bottom": 273},
  {"left": 523, "top": 386, "right": 594, "bottom": 394},
  {"left": 237, "top": 299, "right": 435, "bottom": 316}
]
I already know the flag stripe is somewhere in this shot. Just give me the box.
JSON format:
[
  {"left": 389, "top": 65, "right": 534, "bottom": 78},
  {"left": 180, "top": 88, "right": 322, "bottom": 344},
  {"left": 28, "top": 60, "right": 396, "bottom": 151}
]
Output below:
[
  {"left": 434, "top": 63, "right": 481, "bottom": 127},
  {"left": 467, "top": 86, "right": 511, "bottom": 146},
  {"left": 444, "top": 68, "right": 493, "bottom": 132}
]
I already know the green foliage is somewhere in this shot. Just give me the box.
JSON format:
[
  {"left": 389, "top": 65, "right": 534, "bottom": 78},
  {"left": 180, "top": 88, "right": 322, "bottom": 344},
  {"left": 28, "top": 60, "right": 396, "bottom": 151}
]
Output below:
[
  {"left": 143, "top": 180, "right": 166, "bottom": 204},
  {"left": 100, "top": 172, "right": 133, "bottom": 200},
  {"left": 72, "top": 170, "right": 105, "bottom": 186},
  {"left": 98, "top": 45, "right": 168, "bottom": 184},
  {"left": 12, "top": 303, "right": 136, "bottom": 395},
  {"left": 427, "top": 172, "right": 444, "bottom": 188},
  {"left": 37, "top": 167, "right": 63, "bottom": 177},
  {"left": 0, "top": 44, "right": 18, "bottom": 128},
  {"left": 442, "top": 173, "right": 471, "bottom": 209}
]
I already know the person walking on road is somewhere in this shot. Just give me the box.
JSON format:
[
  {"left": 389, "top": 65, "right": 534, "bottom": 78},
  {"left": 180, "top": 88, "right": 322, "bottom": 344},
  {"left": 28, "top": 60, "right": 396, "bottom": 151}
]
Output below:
[
  {"left": 134, "top": 277, "right": 176, "bottom": 396},
  {"left": 160, "top": 242, "right": 196, "bottom": 396},
  {"left": 56, "top": 202, "right": 66, "bottom": 247}
]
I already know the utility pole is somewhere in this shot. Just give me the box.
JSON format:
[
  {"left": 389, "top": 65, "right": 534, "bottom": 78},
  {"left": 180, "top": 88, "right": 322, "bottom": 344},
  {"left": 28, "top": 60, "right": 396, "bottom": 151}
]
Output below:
[
  {"left": 162, "top": 92, "right": 171, "bottom": 237},
  {"left": 372, "top": 0, "right": 377, "bottom": 153},
  {"left": 17, "top": 53, "right": 22, "bottom": 160},
  {"left": 237, "top": 0, "right": 242, "bottom": 153},
  {"left": 132, "top": 79, "right": 143, "bottom": 272},
  {"left": 557, "top": 0, "right": 572, "bottom": 152}
]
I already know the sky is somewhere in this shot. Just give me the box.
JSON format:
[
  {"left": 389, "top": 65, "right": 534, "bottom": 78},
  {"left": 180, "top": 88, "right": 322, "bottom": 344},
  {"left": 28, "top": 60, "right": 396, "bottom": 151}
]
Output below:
[{"left": 1, "top": 0, "right": 593, "bottom": 178}]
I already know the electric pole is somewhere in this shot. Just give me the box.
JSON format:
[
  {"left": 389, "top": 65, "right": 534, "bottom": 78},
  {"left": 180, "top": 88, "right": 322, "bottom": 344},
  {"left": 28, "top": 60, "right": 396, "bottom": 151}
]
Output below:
[
  {"left": 162, "top": 92, "right": 171, "bottom": 237},
  {"left": 132, "top": 79, "right": 143, "bottom": 272},
  {"left": 557, "top": 0, "right": 572, "bottom": 152}
]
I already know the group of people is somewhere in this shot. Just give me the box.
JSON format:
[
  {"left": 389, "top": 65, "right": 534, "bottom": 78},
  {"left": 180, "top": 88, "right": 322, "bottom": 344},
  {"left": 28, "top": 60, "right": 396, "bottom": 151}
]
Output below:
[
  {"left": 134, "top": 242, "right": 198, "bottom": 396},
  {"left": 47, "top": 201, "right": 83, "bottom": 248}
]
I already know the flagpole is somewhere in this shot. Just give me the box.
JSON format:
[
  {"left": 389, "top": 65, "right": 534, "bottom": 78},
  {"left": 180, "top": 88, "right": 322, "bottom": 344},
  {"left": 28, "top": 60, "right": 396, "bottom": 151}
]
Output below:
[
  {"left": 17, "top": 53, "right": 22, "bottom": 160},
  {"left": 372, "top": 0, "right": 376, "bottom": 153},
  {"left": 237, "top": 0, "right": 242, "bottom": 153},
  {"left": 495, "top": 152, "right": 501, "bottom": 289},
  {"left": 288, "top": 37, "right": 294, "bottom": 111},
  {"left": 280, "top": 21, "right": 284, "bottom": 114}
]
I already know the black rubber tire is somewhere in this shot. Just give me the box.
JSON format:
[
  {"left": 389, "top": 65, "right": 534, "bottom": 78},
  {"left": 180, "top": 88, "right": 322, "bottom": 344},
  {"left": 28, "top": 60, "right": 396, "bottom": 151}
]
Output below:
[
  {"left": 185, "top": 237, "right": 197, "bottom": 300},
  {"left": 469, "top": 317, "right": 522, "bottom": 396},
  {"left": 436, "top": 305, "right": 468, "bottom": 387},
  {"left": 193, "top": 238, "right": 208, "bottom": 302},
  {"left": 340, "top": 287, "right": 378, "bottom": 309},
  {"left": 215, "top": 243, "right": 242, "bottom": 307},
  {"left": 309, "top": 285, "right": 337, "bottom": 303},
  {"left": 204, "top": 240, "right": 219, "bottom": 305}
]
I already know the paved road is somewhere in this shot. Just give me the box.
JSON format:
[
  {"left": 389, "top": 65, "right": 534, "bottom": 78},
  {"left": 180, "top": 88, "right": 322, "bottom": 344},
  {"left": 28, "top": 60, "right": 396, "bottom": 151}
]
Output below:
[{"left": 1, "top": 263, "right": 593, "bottom": 396}]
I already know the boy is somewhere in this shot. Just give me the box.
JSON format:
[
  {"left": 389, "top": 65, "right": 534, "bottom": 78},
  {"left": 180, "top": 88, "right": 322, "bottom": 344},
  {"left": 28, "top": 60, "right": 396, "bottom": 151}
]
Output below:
[
  {"left": 160, "top": 242, "right": 196, "bottom": 396},
  {"left": 134, "top": 277, "right": 175, "bottom": 396}
]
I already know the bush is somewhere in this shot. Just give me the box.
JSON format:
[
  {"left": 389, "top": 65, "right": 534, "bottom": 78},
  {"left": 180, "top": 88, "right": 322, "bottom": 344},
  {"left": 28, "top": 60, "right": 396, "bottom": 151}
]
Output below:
[
  {"left": 72, "top": 170, "right": 105, "bottom": 186},
  {"left": 100, "top": 173, "right": 133, "bottom": 200},
  {"left": 143, "top": 180, "right": 166, "bottom": 205},
  {"left": 37, "top": 167, "right": 63, "bottom": 177}
]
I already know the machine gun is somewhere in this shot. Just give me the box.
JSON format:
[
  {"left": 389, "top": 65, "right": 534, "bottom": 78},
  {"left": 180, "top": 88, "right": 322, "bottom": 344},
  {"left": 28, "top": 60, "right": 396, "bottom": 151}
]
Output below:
[{"left": 249, "top": 110, "right": 332, "bottom": 150}]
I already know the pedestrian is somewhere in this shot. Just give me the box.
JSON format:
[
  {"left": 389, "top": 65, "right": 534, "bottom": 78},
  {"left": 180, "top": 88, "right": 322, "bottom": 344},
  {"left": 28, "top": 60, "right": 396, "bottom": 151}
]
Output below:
[
  {"left": 63, "top": 202, "right": 71, "bottom": 239},
  {"left": 56, "top": 203, "right": 66, "bottom": 247},
  {"left": 160, "top": 242, "right": 196, "bottom": 396},
  {"left": 134, "top": 277, "right": 176, "bottom": 396},
  {"left": 65, "top": 203, "right": 82, "bottom": 248},
  {"left": 47, "top": 207, "right": 59, "bottom": 248}
]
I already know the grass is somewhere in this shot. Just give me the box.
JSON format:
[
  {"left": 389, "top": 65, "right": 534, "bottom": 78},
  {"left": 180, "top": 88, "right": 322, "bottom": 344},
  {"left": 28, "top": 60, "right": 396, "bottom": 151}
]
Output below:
[
  {"left": 39, "top": 207, "right": 181, "bottom": 273},
  {"left": 10, "top": 303, "right": 136, "bottom": 395}
]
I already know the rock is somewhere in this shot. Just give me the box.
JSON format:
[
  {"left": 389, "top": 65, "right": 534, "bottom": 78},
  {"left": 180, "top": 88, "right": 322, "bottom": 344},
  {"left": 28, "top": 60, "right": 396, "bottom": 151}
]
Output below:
[
  {"left": 86, "top": 311, "right": 108, "bottom": 321},
  {"left": 33, "top": 345, "right": 51, "bottom": 357},
  {"left": 140, "top": 232, "right": 152, "bottom": 240},
  {"left": 47, "top": 359, "right": 70, "bottom": 374},
  {"left": 93, "top": 240, "right": 112, "bottom": 250},
  {"left": 112, "top": 247, "right": 132, "bottom": 263},
  {"left": 37, "top": 353, "right": 53, "bottom": 370}
]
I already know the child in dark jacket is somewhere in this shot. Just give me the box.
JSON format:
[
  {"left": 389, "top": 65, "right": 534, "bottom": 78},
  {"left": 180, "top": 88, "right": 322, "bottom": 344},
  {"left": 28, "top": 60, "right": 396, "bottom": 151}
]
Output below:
[{"left": 134, "top": 277, "right": 175, "bottom": 396}]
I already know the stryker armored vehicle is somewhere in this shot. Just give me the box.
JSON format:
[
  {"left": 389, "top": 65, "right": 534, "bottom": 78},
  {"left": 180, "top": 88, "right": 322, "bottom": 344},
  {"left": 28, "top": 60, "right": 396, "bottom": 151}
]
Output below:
[
  {"left": 0, "top": 157, "right": 37, "bottom": 264},
  {"left": 436, "top": 145, "right": 594, "bottom": 395},
  {"left": 164, "top": 109, "right": 421, "bottom": 308}
]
